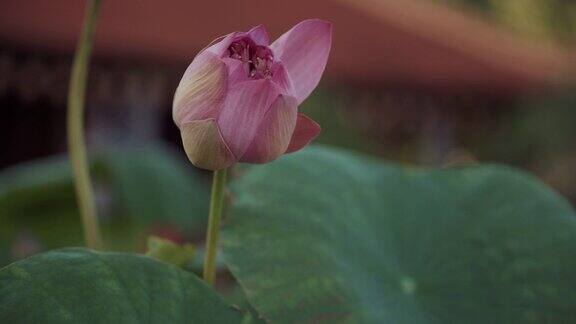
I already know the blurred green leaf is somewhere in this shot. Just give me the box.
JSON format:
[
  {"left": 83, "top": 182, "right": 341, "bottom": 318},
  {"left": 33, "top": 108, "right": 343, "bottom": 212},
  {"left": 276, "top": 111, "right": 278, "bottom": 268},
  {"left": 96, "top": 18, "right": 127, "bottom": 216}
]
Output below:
[
  {"left": 0, "top": 248, "right": 242, "bottom": 323},
  {"left": 146, "top": 236, "right": 195, "bottom": 268},
  {"left": 222, "top": 146, "right": 576, "bottom": 323},
  {"left": 0, "top": 157, "right": 84, "bottom": 259},
  {"left": 0, "top": 144, "right": 208, "bottom": 264},
  {"left": 95, "top": 145, "right": 209, "bottom": 230}
]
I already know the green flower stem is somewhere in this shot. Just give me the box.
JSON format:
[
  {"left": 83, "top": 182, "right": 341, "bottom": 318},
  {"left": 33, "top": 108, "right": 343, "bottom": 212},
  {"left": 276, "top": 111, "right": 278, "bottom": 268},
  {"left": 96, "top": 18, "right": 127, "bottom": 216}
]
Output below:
[
  {"left": 67, "top": 0, "right": 103, "bottom": 250},
  {"left": 203, "top": 168, "right": 228, "bottom": 285}
]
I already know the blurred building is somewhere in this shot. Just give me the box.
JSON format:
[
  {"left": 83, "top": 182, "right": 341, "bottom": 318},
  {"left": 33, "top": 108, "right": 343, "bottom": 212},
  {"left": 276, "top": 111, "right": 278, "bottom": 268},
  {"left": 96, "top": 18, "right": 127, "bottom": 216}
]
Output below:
[{"left": 0, "top": 0, "right": 575, "bottom": 167}]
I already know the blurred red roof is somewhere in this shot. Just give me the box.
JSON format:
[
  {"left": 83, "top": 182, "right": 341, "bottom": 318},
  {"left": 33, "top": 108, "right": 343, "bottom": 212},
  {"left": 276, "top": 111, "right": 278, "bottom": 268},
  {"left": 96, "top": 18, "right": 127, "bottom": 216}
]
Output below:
[{"left": 0, "top": 0, "right": 573, "bottom": 92}]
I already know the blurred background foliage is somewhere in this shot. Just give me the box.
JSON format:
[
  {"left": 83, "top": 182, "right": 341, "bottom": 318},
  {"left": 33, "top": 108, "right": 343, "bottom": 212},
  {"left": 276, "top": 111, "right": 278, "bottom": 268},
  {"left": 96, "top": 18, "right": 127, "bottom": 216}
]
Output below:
[
  {"left": 449, "top": 0, "right": 576, "bottom": 41},
  {"left": 0, "top": 144, "right": 209, "bottom": 266},
  {"left": 0, "top": 0, "right": 575, "bottom": 281}
]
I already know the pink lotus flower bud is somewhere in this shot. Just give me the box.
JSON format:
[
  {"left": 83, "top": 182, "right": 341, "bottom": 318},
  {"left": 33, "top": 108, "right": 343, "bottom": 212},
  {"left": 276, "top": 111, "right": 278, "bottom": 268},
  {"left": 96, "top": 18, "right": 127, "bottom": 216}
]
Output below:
[{"left": 173, "top": 19, "right": 332, "bottom": 170}]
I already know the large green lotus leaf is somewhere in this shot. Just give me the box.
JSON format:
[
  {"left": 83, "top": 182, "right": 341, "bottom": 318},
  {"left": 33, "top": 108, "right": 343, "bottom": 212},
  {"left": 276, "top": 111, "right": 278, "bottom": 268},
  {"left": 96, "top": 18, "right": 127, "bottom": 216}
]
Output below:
[
  {"left": 0, "top": 248, "right": 243, "bottom": 323},
  {"left": 222, "top": 146, "right": 576, "bottom": 323}
]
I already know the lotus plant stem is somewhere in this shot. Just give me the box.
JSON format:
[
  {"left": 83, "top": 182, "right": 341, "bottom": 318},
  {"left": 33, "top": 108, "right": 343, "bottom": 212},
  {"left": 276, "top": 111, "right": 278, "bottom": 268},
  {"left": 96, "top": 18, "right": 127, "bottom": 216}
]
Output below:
[
  {"left": 67, "top": 0, "right": 103, "bottom": 250},
  {"left": 203, "top": 168, "right": 228, "bottom": 285}
]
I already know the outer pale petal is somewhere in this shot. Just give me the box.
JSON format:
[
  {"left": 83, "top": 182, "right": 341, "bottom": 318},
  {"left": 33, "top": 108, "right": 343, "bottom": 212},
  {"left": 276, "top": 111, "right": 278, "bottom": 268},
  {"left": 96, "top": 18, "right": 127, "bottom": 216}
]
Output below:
[
  {"left": 217, "top": 79, "right": 279, "bottom": 159},
  {"left": 285, "top": 113, "right": 321, "bottom": 153},
  {"left": 173, "top": 51, "right": 227, "bottom": 127},
  {"left": 180, "top": 119, "right": 236, "bottom": 170},
  {"left": 271, "top": 19, "right": 332, "bottom": 104},
  {"left": 241, "top": 95, "right": 298, "bottom": 163},
  {"left": 247, "top": 25, "right": 270, "bottom": 45}
]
